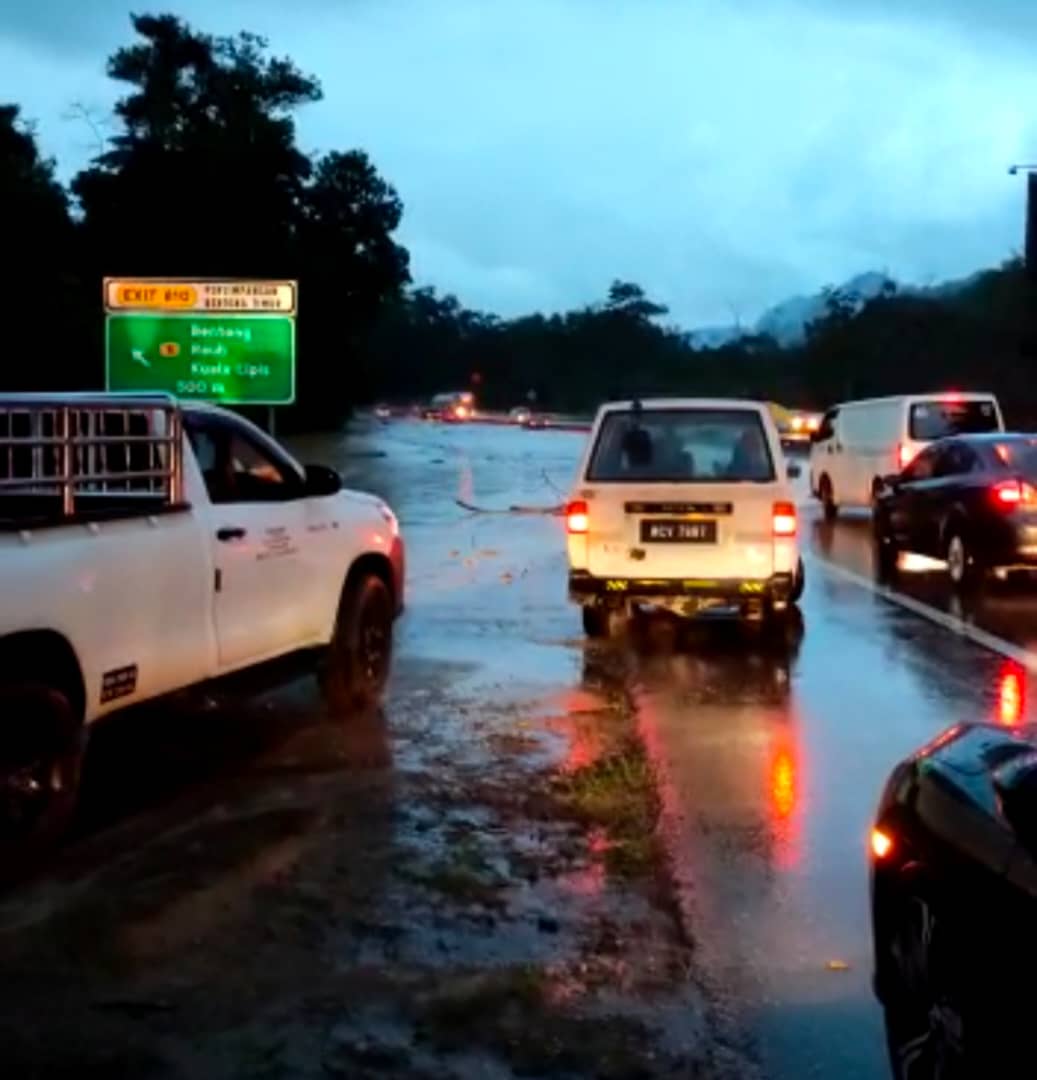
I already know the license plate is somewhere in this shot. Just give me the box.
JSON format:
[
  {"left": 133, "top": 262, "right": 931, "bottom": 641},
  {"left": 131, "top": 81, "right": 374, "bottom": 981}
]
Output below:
[{"left": 641, "top": 519, "right": 717, "bottom": 543}]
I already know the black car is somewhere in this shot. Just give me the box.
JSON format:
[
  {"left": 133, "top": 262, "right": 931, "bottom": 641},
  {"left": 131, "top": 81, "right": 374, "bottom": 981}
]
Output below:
[
  {"left": 871, "top": 720, "right": 1037, "bottom": 1077},
  {"left": 873, "top": 433, "right": 1037, "bottom": 587}
]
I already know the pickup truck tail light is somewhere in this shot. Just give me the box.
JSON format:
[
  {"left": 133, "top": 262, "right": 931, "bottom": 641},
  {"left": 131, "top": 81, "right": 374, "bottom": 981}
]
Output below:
[
  {"left": 897, "top": 443, "right": 917, "bottom": 469},
  {"left": 773, "top": 501, "right": 797, "bottom": 537},
  {"left": 566, "top": 500, "right": 589, "bottom": 534},
  {"left": 992, "top": 479, "right": 1037, "bottom": 509}
]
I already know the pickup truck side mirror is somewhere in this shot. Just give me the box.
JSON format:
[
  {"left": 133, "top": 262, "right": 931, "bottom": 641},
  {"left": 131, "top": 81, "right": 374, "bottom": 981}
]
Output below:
[
  {"left": 303, "top": 463, "right": 342, "bottom": 497},
  {"left": 786, "top": 462, "right": 802, "bottom": 480}
]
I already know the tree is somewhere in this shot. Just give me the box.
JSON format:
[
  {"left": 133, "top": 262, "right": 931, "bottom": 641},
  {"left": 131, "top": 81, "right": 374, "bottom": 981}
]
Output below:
[
  {"left": 74, "top": 15, "right": 320, "bottom": 277},
  {"left": 603, "top": 280, "right": 668, "bottom": 321},
  {"left": 0, "top": 106, "right": 91, "bottom": 390}
]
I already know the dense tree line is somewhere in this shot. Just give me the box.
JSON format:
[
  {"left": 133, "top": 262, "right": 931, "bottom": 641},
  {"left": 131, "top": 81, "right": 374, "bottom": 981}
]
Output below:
[
  {"left": 368, "top": 266, "right": 1037, "bottom": 423},
  {"left": 3, "top": 12, "right": 1034, "bottom": 427}
]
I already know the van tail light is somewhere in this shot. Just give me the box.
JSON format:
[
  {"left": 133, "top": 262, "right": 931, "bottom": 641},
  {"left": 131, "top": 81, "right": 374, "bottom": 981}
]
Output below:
[
  {"left": 773, "top": 501, "right": 797, "bottom": 537},
  {"left": 992, "top": 480, "right": 1037, "bottom": 509},
  {"left": 898, "top": 443, "right": 917, "bottom": 469},
  {"left": 566, "top": 500, "right": 589, "bottom": 534}
]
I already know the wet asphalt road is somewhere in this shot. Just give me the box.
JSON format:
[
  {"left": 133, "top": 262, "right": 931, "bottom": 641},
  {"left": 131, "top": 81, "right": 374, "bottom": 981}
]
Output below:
[
  {"left": 325, "top": 418, "right": 1034, "bottom": 1079},
  {"left": 8, "top": 416, "right": 1037, "bottom": 1078}
]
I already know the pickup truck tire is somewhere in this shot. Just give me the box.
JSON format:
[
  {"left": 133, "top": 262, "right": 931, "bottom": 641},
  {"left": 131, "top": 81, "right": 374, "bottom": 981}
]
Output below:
[
  {"left": 581, "top": 606, "right": 612, "bottom": 639},
  {"left": 323, "top": 573, "right": 394, "bottom": 712},
  {"left": 0, "top": 682, "right": 83, "bottom": 860}
]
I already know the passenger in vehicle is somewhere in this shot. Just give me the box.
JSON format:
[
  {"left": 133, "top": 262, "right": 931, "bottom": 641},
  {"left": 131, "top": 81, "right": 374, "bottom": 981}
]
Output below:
[
  {"left": 728, "top": 427, "right": 771, "bottom": 481},
  {"left": 657, "top": 428, "right": 695, "bottom": 478}
]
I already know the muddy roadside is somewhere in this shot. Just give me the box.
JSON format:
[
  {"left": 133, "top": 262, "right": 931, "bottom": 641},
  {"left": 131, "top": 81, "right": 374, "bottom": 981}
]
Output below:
[{"left": 0, "top": 639, "right": 756, "bottom": 1080}]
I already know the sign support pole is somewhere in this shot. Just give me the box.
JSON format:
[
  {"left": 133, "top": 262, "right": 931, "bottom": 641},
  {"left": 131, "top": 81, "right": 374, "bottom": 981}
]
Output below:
[{"left": 267, "top": 406, "right": 276, "bottom": 436}]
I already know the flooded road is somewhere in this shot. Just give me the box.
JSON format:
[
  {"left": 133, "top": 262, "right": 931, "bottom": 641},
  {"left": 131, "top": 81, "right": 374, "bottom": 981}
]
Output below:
[{"left": 3, "top": 417, "right": 1034, "bottom": 1078}]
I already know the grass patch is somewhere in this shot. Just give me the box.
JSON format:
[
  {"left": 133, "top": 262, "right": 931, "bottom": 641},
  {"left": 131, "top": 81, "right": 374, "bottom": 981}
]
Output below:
[
  {"left": 413, "top": 966, "right": 659, "bottom": 1077},
  {"left": 552, "top": 738, "right": 662, "bottom": 879},
  {"left": 403, "top": 835, "right": 507, "bottom": 906}
]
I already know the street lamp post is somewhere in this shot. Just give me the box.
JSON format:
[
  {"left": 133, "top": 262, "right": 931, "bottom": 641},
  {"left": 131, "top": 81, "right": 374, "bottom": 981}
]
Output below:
[
  {"left": 1009, "top": 164, "right": 1037, "bottom": 276},
  {"left": 1009, "top": 166, "right": 1037, "bottom": 381}
]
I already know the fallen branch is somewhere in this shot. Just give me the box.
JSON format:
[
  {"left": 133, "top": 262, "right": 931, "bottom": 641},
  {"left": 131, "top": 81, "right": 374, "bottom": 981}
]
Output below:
[{"left": 455, "top": 499, "right": 564, "bottom": 516}]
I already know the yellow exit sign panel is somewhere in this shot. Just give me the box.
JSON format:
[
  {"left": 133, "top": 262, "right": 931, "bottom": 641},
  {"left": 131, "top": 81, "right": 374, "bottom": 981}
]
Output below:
[{"left": 104, "top": 278, "right": 297, "bottom": 315}]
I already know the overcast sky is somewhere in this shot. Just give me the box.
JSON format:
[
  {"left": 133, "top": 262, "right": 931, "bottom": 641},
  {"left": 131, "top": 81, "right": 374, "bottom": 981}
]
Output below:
[{"left": 2, "top": 0, "right": 1035, "bottom": 326}]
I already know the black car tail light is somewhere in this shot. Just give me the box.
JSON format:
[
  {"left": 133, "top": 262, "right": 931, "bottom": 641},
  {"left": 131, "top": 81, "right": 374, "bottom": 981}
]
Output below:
[{"left": 992, "top": 479, "right": 1037, "bottom": 509}]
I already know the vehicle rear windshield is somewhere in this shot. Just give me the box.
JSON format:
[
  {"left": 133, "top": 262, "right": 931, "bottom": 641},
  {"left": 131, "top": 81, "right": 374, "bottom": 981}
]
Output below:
[
  {"left": 909, "top": 400, "right": 999, "bottom": 441},
  {"left": 992, "top": 439, "right": 1037, "bottom": 477},
  {"left": 586, "top": 408, "right": 775, "bottom": 483}
]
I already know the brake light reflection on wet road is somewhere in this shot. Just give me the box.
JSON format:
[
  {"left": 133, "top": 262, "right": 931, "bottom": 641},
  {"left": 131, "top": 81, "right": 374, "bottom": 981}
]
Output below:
[
  {"left": 998, "top": 662, "right": 1026, "bottom": 726},
  {"left": 769, "top": 728, "right": 804, "bottom": 870}
]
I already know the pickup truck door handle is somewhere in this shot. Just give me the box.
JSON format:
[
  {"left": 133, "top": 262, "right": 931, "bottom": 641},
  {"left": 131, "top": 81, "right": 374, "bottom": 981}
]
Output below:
[{"left": 216, "top": 527, "right": 247, "bottom": 542}]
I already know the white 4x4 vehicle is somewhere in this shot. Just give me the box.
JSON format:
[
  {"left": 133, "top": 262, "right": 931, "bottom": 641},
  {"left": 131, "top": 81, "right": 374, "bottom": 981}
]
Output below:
[
  {"left": 566, "top": 399, "right": 803, "bottom": 636},
  {"left": 0, "top": 393, "right": 403, "bottom": 859}
]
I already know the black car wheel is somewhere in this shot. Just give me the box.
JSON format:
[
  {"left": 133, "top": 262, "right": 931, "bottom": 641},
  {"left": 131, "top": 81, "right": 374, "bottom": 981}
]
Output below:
[
  {"left": 581, "top": 606, "right": 613, "bottom": 639},
  {"left": 323, "top": 574, "right": 394, "bottom": 712},
  {"left": 945, "top": 530, "right": 980, "bottom": 590},
  {"left": 882, "top": 880, "right": 971, "bottom": 1079},
  {"left": 874, "top": 513, "right": 899, "bottom": 581}
]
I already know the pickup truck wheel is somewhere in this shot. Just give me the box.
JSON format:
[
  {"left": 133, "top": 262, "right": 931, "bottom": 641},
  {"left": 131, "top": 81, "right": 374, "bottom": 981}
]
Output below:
[
  {"left": 581, "top": 606, "right": 612, "bottom": 639},
  {"left": 324, "top": 574, "right": 394, "bottom": 711},
  {"left": 0, "top": 683, "right": 82, "bottom": 859}
]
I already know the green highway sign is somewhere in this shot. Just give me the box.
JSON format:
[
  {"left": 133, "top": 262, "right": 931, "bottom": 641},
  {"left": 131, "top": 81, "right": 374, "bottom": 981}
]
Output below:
[{"left": 106, "top": 313, "right": 295, "bottom": 404}]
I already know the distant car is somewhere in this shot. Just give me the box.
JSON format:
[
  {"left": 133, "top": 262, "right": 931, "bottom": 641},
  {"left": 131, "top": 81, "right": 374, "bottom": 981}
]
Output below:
[
  {"left": 810, "top": 392, "right": 1004, "bottom": 520},
  {"left": 871, "top": 720, "right": 1037, "bottom": 1077},
  {"left": 769, "top": 403, "right": 820, "bottom": 449},
  {"left": 442, "top": 402, "right": 471, "bottom": 423},
  {"left": 873, "top": 433, "right": 1037, "bottom": 587},
  {"left": 374, "top": 404, "right": 391, "bottom": 422},
  {"left": 566, "top": 398, "right": 804, "bottom": 637},
  {"left": 780, "top": 412, "right": 821, "bottom": 448},
  {"left": 524, "top": 414, "right": 549, "bottom": 430},
  {"left": 509, "top": 406, "right": 532, "bottom": 425},
  {"left": 429, "top": 392, "right": 473, "bottom": 423}
]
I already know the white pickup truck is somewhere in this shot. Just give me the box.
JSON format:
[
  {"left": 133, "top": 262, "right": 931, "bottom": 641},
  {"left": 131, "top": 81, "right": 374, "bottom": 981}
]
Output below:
[{"left": 0, "top": 393, "right": 404, "bottom": 857}]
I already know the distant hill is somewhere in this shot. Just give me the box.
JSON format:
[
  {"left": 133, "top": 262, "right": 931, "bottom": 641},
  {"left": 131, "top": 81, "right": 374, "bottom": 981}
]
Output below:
[
  {"left": 688, "top": 269, "right": 982, "bottom": 349},
  {"left": 755, "top": 271, "right": 893, "bottom": 345}
]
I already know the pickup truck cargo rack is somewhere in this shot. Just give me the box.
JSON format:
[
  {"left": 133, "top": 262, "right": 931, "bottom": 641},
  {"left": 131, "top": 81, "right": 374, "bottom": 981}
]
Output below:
[{"left": 0, "top": 393, "right": 185, "bottom": 525}]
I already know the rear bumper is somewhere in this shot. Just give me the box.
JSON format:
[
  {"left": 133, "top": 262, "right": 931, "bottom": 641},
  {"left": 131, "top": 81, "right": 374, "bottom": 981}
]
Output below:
[{"left": 569, "top": 569, "right": 794, "bottom": 614}]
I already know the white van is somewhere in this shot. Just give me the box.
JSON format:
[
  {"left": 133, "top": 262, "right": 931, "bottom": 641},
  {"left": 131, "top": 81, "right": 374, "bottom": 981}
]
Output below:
[{"left": 809, "top": 392, "right": 1004, "bottom": 518}]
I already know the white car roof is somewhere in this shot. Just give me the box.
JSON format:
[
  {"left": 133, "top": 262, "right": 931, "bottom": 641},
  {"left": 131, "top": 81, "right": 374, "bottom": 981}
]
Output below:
[
  {"left": 596, "top": 398, "right": 770, "bottom": 414},
  {"left": 834, "top": 392, "right": 998, "bottom": 409}
]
